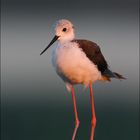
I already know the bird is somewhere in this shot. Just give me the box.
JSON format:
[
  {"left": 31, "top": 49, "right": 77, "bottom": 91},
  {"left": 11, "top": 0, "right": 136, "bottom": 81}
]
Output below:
[{"left": 40, "top": 19, "right": 125, "bottom": 140}]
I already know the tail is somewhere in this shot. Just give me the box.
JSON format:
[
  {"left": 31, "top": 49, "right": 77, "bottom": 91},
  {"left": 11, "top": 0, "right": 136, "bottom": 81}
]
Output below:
[{"left": 101, "top": 69, "right": 126, "bottom": 81}]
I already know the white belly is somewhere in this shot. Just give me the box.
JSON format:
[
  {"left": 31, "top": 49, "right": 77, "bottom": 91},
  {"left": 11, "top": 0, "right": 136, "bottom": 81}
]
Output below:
[{"left": 52, "top": 42, "right": 101, "bottom": 85}]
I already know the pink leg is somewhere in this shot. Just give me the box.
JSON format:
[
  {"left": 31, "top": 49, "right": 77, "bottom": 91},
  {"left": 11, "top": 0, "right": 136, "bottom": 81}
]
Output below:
[
  {"left": 89, "top": 84, "right": 96, "bottom": 140},
  {"left": 71, "top": 86, "right": 80, "bottom": 140}
]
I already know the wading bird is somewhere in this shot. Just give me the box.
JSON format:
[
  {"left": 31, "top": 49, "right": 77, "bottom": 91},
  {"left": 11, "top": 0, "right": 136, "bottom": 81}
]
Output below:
[{"left": 40, "top": 19, "right": 125, "bottom": 140}]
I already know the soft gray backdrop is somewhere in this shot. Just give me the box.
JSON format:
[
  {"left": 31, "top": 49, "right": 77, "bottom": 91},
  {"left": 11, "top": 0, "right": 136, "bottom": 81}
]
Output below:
[{"left": 1, "top": 0, "right": 139, "bottom": 140}]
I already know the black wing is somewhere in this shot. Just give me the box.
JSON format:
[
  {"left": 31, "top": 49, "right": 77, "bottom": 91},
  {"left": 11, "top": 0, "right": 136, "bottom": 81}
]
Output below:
[{"left": 72, "top": 39, "right": 108, "bottom": 73}]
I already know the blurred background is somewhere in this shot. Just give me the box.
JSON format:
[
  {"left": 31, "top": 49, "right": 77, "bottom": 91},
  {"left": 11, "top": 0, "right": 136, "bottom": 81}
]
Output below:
[{"left": 1, "top": 0, "right": 139, "bottom": 140}]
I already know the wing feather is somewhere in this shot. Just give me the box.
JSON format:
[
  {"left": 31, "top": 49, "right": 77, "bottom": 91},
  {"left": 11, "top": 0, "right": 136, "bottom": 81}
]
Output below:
[{"left": 73, "top": 39, "right": 108, "bottom": 73}]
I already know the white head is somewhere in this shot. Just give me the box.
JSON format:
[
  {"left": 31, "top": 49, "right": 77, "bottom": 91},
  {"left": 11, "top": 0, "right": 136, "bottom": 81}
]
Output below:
[
  {"left": 40, "top": 19, "right": 75, "bottom": 55},
  {"left": 55, "top": 19, "right": 75, "bottom": 42}
]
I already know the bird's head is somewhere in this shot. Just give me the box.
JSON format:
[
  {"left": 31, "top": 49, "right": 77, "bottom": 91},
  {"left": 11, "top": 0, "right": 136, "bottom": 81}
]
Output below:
[
  {"left": 40, "top": 19, "right": 75, "bottom": 55},
  {"left": 55, "top": 19, "right": 75, "bottom": 42}
]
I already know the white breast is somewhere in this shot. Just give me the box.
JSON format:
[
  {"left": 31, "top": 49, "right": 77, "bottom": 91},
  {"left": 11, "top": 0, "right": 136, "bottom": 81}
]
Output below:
[{"left": 52, "top": 41, "right": 101, "bottom": 86}]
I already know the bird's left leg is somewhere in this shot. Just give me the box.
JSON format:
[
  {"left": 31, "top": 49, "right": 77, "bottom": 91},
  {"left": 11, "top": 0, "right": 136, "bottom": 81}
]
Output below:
[{"left": 89, "top": 83, "right": 96, "bottom": 140}]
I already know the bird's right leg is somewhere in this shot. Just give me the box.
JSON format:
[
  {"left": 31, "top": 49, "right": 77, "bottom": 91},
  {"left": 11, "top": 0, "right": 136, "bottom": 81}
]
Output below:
[
  {"left": 89, "top": 84, "right": 96, "bottom": 140},
  {"left": 71, "top": 86, "right": 80, "bottom": 140}
]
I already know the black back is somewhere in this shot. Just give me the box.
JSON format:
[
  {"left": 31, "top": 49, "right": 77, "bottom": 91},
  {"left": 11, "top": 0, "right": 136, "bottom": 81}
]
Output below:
[{"left": 72, "top": 39, "right": 108, "bottom": 73}]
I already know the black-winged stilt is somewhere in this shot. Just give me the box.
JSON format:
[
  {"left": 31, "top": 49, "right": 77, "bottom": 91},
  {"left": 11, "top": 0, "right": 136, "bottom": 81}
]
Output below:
[{"left": 40, "top": 19, "right": 125, "bottom": 140}]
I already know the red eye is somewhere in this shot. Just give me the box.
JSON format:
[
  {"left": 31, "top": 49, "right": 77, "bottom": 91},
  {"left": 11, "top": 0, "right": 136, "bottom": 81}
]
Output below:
[{"left": 62, "top": 28, "right": 67, "bottom": 32}]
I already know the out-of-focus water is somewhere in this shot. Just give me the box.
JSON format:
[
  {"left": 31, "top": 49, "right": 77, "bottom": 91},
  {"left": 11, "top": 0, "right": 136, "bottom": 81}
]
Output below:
[{"left": 1, "top": 95, "right": 139, "bottom": 140}]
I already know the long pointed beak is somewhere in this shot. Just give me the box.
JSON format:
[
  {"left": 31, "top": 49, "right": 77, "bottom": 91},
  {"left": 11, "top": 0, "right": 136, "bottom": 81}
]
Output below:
[{"left": 40, "top": 35, "right": 59, "bottom": 55}]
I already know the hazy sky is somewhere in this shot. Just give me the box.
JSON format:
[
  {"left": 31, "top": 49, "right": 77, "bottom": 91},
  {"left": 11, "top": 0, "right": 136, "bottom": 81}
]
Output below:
[{"left": 1, "top": 0, "right": 139, "bottom": 105}]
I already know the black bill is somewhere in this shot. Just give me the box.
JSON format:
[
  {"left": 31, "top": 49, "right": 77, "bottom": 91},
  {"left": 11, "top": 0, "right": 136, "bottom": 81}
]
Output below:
[{"left": 40, "top": 35, "right": 59, "bottom": 55}]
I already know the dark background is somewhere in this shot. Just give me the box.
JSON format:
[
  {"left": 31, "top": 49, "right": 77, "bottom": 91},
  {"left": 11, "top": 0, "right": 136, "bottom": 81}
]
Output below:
[{"left": 1, "top": 0, "right": 139, "bottom": 140}]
